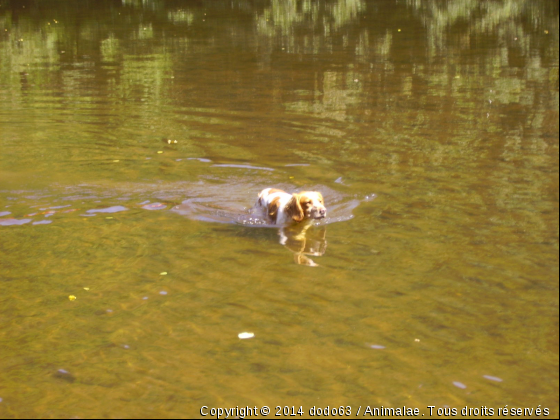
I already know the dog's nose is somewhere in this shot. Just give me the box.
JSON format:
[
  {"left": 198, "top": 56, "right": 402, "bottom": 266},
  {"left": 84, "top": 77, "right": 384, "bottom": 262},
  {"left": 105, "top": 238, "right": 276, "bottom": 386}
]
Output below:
[{"left": 320, "top": 208, "right": 326, "bottom": 216}]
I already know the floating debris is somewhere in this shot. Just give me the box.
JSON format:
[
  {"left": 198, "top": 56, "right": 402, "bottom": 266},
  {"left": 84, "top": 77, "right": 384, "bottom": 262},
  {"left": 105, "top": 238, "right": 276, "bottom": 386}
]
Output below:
[
  {"left": 159, "top": 291, "right": 168, "bottom": 295},
  {"left": 483, "top": 375, "right": 503, "bottom": 382},
  {"left": 53, "top": 369, "right": 76, "bottom": 383},
  {"left": 160, "top": 272, "right": 167, "bottom": 276},
  {"left": 238, "top": 332, "right": 255, "bottom": 339},
  {"left": 453, "top": 381, "right": 467, "bottom": 389},
  {"left": 68, "top": 295, "right": 76, "bottom": 301},
  {"left": 370, "top": 344, "right": 385, "bottom": 349}
]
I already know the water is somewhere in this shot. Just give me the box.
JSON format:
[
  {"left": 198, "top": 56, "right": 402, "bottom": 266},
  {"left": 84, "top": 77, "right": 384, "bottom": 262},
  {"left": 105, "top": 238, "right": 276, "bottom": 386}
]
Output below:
[{"left": 1, "top": 0, "right": 558, "bottom": 417}]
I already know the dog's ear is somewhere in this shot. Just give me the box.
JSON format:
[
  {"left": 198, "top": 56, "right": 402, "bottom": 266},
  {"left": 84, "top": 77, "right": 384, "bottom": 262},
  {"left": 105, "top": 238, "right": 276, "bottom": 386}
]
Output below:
[
  {"left": 286, "top": 193, "right": 305, "bottom": 222},
  {"left": 268, "top": 197, "right": 281, "bottom": 220}
]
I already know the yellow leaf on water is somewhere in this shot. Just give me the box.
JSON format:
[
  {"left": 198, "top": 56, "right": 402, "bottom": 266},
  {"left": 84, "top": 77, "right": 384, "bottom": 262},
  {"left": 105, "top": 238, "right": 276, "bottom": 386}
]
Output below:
[{"left": 69, "top": 295, "right": 76, "bottom": 301}]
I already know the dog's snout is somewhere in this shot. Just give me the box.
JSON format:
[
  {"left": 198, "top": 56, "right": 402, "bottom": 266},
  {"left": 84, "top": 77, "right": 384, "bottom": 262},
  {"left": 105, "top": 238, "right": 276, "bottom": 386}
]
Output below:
[{"left": 320, "top": 208, "right": 326, "bottom": 216}]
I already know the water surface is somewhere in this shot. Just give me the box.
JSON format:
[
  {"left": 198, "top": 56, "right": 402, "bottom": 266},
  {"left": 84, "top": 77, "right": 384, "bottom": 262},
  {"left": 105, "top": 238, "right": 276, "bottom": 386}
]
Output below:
[{"left": 0, "top": 0, "right": 558, "bottom": 418}]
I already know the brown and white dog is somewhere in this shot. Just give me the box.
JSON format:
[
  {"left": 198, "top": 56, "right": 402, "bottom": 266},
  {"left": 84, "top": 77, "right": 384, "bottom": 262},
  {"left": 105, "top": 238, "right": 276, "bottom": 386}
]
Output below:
[{"left": 255, "top": 188, "right": 327, "bottom": 226}]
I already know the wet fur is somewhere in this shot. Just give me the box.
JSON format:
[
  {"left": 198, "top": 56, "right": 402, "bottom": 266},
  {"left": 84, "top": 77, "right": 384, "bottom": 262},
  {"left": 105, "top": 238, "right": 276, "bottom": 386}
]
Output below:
[
  {"left": 255, "top": 188, "right": 326, "bottom": 225},
  {"left": 285, "top": 195, "right": 305, "bottom": 222},
  {"left": 268, "top": 197, "right": 281, "bottom": 220}
]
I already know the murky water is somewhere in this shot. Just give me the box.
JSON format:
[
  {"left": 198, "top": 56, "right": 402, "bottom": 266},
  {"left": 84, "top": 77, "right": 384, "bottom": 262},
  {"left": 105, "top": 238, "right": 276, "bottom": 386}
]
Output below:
[{"left": 1, "top": 0, "right": 558, "bottom": 418}]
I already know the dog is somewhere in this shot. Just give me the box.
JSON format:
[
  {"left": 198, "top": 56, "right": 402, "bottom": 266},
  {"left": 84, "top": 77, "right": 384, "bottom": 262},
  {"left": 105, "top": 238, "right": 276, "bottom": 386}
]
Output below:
[
  {"left": 253, "top": 188, "right": 328, "bottom": 266},
  {"left": 255, "top": 188, "right": 327, "bottom": 226}
]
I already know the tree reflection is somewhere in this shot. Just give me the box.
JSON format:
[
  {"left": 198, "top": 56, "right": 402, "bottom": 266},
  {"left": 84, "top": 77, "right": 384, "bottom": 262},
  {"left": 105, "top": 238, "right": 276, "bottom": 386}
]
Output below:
[{"left": 0, "top": 0, "right": 557, "bottom": 176}]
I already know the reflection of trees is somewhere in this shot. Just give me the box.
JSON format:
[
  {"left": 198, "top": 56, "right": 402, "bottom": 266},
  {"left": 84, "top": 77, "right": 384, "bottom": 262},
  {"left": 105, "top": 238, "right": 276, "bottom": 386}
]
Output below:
[
  {"left": 406, "top": 0, "right": 558, "bottom": 62},
  {"left": 2, "top": 0, "right": 556, "bottom": 74},
  {"left": 0, "top": 0, "right": 557, "bottom": 137},
  {"left": 1, "top": 0, "right": 556, "bottom": 137},
  {"left": 256, "top": 0, "right": 365, "bottom": 38}
]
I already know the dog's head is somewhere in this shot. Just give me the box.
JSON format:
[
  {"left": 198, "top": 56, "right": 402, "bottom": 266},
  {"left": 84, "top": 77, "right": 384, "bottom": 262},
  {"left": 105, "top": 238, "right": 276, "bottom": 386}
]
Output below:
[{"left": 287, "top": 191, "right": 327, "bottom": 223}]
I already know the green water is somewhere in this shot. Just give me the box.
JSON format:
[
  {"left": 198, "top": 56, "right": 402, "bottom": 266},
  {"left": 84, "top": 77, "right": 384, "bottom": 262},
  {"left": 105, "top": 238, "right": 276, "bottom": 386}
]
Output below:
[{"left": 0, "top": 0, "right": 558, "bottom": 418}]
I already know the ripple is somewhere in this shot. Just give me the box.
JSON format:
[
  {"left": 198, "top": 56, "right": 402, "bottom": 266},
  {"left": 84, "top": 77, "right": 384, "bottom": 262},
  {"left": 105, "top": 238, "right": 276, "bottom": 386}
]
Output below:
[
  {"left": 40, "top": 205, "right": 71, "bottom": 210},
  {"left": 212, "top": 164, "right": 274, "bottom": 171},
  {"left": 86, "top": 205, "right": 128, "bottom": 214},
  {"left": 32, "top": 220, "right": 53, "bottom": 225},
  {"left": 141, "top": 202, "right": 167, "bottom": 210},
  {"left": 0, "top": 218, "right": 32, "bottom": 226}
]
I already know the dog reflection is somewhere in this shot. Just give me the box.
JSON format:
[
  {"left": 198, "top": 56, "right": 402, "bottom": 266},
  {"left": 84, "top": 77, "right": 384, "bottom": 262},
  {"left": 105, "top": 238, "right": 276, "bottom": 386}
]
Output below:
[{"left": 278, "top": 224, "right": 327, "bottom": 267}]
